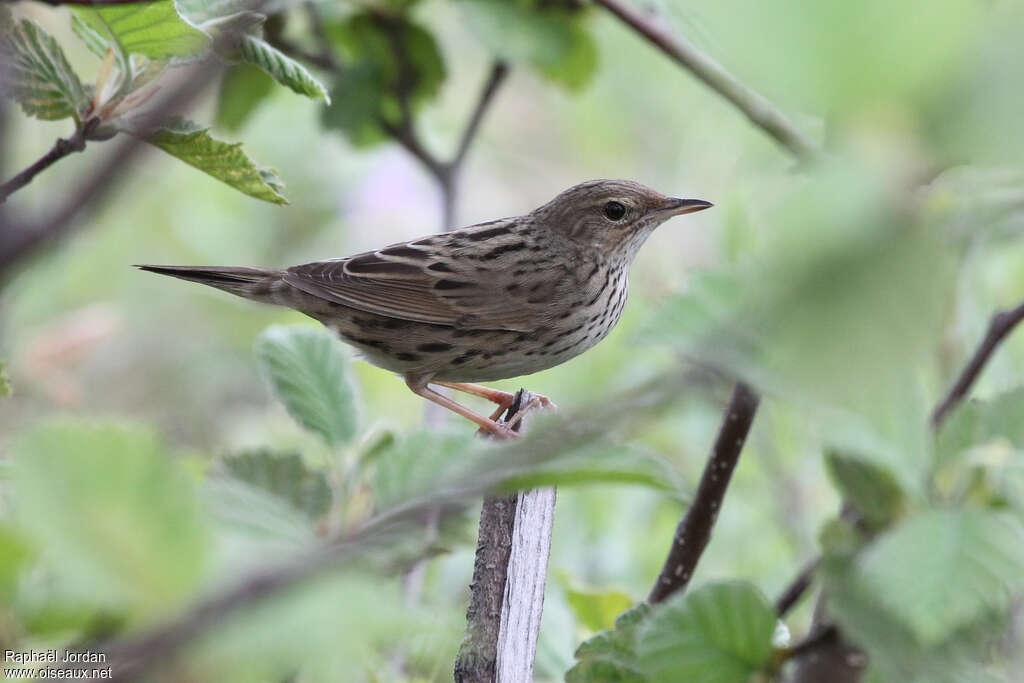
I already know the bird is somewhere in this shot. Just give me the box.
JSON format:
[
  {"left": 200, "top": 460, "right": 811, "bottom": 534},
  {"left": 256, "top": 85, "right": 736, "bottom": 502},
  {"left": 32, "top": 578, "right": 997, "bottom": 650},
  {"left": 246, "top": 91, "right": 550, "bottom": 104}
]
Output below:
[{"left": 137, "top": 179, "right": 712, "bottom": 438}]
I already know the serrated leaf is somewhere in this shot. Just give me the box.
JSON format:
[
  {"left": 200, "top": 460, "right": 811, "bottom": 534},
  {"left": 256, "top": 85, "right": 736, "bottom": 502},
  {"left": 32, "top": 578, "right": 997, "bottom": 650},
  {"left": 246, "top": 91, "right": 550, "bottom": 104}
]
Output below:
[
  {"left": 567, "top": 587, "right": 634, "bottom": 632},
  {"left": 254, "top": 325, "right": 358, "bottom": 446},
  {"left": 74, "top": 0, "right": 208, "bottom": 63},
  {"left": 142, "top": 118, "right": 288, "bottom": 204},
  {"left": 857, "top": 508, "right": 1024, "bottom": 645},
  {"left": 238, "top": 35, "right": 329, "bottom": 102},
  {"left": 825, "top": 451, "right": 906, "bottom": 529},
  {"left": 567, "top": 603, "right": 652, "bottom": 683},
  {"left": 0, "top": 10, "right": 88, "bottom": 121},
  {"left": 216, "top": 62, "right": 275, "bottom": 131},
  {"left": 221, "top": 450, "right": 332, "bottom": 520},
  {"left": 71, "top": 13, "right": 111, "bottom": 61},
  {"left": 636, "top": 582, "right": 776, "bottom": 683},
  {"left": 11, "top": 420, "right": 208, "bottom": 612},
  {"left": 457, "top": 0, "right": 596, "bottom": 90}
]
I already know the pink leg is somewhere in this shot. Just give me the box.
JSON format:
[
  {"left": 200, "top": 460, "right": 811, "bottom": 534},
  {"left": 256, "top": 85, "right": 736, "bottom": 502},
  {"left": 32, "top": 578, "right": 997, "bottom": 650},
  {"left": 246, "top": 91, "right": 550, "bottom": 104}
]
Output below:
[
  {"left": 436, "top": 381, "right": 557, "bottom": 417},
  {"left": 406, "top": 375, "right": 517, "bottom": 439}
]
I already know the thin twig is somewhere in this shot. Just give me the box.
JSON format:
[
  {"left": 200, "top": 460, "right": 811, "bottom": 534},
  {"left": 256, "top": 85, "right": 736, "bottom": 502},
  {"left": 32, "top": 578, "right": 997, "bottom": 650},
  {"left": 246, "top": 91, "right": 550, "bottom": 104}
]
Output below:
[
  {"left": 0, "top": 59, "right": 223, "bottom": 278},
  {"left": 0, "top": 118, "right": 99, "bottom": 203},
  {"left": 931, "top": 299, "right": 1024, "bottom": 428},
  {"left": 451, "top": 61, "right": 509, "bottom": 172},
  {"left": 593, "top": 0, "right": 817, "bottom": 162},
  {"left": 648, "top": 382, "right": 760, "bottom": 603},
  {"left": 775, "top": 556, "right": 820, "bottom": 617}
]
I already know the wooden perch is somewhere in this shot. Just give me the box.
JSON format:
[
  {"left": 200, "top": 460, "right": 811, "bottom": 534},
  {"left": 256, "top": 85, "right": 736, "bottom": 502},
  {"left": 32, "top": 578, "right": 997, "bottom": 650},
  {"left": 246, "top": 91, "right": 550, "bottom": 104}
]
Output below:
[{"left": 455, "top": 390, "right": 556, "bottom": 683}]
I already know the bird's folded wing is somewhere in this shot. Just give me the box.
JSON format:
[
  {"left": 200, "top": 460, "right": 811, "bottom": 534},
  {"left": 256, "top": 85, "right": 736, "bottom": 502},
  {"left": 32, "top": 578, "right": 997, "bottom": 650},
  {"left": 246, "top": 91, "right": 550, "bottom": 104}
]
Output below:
[{"left": 283, "top": 240, "right": 567, "bottom": 332}]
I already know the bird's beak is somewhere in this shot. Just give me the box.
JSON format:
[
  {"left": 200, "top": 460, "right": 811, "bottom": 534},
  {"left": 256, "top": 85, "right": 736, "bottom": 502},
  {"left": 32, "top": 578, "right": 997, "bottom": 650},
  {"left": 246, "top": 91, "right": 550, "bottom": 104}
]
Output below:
[{"left": 661, "top": 197, "right": 714, "bottom": 216}]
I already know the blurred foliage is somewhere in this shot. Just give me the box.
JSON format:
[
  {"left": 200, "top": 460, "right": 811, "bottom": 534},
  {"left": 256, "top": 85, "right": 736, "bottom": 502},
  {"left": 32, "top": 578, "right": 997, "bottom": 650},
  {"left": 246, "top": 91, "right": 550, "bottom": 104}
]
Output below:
[{"left": 2, "top": 0, "right": 1024, "bottom": 680}]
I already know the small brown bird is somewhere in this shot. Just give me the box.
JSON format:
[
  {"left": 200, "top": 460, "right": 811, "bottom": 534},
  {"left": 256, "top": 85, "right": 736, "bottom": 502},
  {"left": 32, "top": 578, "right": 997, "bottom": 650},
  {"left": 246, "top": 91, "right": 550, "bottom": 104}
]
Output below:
[{"left": 138, "top": 180, "right": 711, "bottom": 438}]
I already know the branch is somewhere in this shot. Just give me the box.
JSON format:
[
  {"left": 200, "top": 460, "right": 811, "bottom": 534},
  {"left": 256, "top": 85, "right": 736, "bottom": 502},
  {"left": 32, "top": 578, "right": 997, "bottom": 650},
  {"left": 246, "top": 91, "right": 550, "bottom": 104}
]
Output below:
[
  {"left": 648, "top": 382, "right": 760, "bottom": 603},
  {"left": 775, "top": 556, "right": 820, "bottom": 617},
  {"left": 455, "top": 390, "right": 554, "bottom": 683},
  {"left": 0, "top": 58, "right": 223, "bottom": 279},
  {"left": 0, "top": 118, "right": 99, "bottom": 203},
  {"left": 593, "top": 0, "right": 817, "bottom": 162},
  {"left": 931, "top": 299, "right": 1024, "bottom": 428},
  {"left": 451, "top": 61, "right": 509, "bottom": 173}
]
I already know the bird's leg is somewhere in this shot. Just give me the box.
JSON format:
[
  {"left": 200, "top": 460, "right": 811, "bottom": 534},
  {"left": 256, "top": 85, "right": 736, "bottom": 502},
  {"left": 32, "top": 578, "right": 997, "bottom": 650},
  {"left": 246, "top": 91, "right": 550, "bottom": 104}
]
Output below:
[
  {"left": 405, "top": 375, "right": 517, "bottom": 439},
  {"left": 435, "top": 382, "right": 516, "bottom": 420},
  {"left": 436, "top": 381, "right": 557, "bottom": 419}
]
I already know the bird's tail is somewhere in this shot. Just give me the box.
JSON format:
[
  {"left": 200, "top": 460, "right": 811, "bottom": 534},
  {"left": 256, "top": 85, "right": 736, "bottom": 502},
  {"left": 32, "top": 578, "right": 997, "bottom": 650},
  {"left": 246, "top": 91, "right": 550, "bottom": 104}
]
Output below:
[{"left": 135, "top": 265, "right": 288, "bottom": 305}]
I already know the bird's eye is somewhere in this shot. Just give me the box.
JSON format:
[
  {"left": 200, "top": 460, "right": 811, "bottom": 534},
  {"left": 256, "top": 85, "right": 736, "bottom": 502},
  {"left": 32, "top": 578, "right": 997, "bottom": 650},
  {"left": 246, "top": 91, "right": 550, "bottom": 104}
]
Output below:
[{"left": 603, "top": 201, "right": 626, "bottom": 221}]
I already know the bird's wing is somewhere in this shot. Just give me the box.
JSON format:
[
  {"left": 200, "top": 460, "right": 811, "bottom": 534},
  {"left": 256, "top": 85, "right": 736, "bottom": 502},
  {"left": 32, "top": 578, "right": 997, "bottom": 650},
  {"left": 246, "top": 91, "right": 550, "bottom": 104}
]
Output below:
[{"left": 283, "top": 220, "right": 570, "bottom": 332}]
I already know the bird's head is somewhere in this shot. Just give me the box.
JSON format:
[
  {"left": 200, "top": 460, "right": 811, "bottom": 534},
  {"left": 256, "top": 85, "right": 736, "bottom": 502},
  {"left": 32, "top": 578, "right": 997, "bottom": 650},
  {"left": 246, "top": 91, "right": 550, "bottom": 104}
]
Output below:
[{"left": 533, "top": 179, "right": 712, "bottom": 263}]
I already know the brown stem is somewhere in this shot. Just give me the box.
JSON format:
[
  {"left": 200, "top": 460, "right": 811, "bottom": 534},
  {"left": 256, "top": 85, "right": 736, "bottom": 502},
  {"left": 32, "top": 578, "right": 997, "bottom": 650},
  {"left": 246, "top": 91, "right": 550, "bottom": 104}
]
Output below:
[
  {"left": 775, "top": 556, "right": 820, "bottom": 617},
  {"left": 593, "top": 0, "right": 817, "bottom": 162},
  {"left": 0, "top": 120, "right": 98, "bottom": 203},
  {"left": 0, "top": 60, "right": 223, "bottom": 279},
  {"left": 931, "top": 299, "right": 1024, "bottom": 428},
  {"left": 648, "top": 382, "right": 760, "bottom": 603}
]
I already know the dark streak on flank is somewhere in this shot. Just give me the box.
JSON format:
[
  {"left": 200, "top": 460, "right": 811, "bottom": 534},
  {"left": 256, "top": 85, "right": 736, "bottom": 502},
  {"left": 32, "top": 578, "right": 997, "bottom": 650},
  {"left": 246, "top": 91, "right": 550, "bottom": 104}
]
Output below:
[
  {"left": 426, "top": 261, "right": 454, "bottom": 273},
  {"left": 417, "top": 342, "right": 454, "bottom": 352},
  {"left": 395, "top": 352, "right": 421, "bottom": 362}
]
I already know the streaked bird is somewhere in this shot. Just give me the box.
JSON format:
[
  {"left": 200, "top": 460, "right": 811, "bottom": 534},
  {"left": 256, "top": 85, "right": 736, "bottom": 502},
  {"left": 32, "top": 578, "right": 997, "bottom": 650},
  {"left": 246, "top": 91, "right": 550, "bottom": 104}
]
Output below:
[{"left": 138, "top": 179, "right": 712, "bottom": 438}]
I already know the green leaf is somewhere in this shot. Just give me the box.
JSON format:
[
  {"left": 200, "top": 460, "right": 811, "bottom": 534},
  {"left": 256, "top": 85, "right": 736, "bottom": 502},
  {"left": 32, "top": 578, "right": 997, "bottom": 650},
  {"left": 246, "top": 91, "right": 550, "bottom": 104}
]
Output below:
[
  {"left": 0, "top": 9, "right": 89, "bottom": 121},
  {"left": 221, "top": 450, "right": 332, "bottom": 520},
  {"left": 567, "top": 587, "right": 634, "bottom": 633},
  {"left": 216, "top": 62, "right": 275, "bottom": 131},
  {"left": 11, "top": 420, "right": 208, "bottom": 613},
  {"left": 825, "top": 451, "right": 906, "bottom": 529},
  {"left": 936, "top": 389, "right": 1024, "bottom": 465},
  {"left": 254, "top": 325, "right": 358, "bottom": 447},
  {"left": 238, "top": 35, "right": 329, "bottom": 102},
  {"left": 142, "top": 118, "right": 288, "bottom": 204},
  {"left": 321, "top": 62, "right": 390, "bottom": 148},
  {"left": 567, "top": 603, "right": 652, "bottom": 683},
  {"left": 71, "top": 13, "right": 111, "bottom": 61},
  {"left": 373, "top": 430, "right": 475, "bottom": 511},
  {"left": 457, "top": 0, "right": 596, "bottom": 90},
  {"left": 321, "top": 12, "right": 445, "bottom": 146},
  {"left": 636, "top": 582, "right": 776, "bottom": 683},
  {"left": 823, "top": 553, "right": 1009, "bottom": 683},
  {"left": 857, "top": 508, "right": 1024, "bottom": 645},
  {"left": 74, "top": 0, "right": 209, "bottom": 63}
]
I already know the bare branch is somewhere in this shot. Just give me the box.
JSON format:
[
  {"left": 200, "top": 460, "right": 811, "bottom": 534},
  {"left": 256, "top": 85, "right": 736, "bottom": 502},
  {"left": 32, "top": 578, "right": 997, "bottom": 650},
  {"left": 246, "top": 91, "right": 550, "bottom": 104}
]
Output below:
[
  {"left": 451, "top": 61, "right": 508, "bottom": 173},
  {"left": 775, "top": 556, "right": 820, "bottom": 617},
  {"left": 931, "top": 299, "right": 1024, "bottom": 428},
  {"left": 0, "top": 59, "right": 223, "bottom": 278},
  {"left": 648, "top": 382, "right": 760, "bottom": 603},
  {"left": 0, "top": 118, "right": 100, "bottom": 203},
  {"left": 594, "top": 0, "right": 817, "bottom": 162}
]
